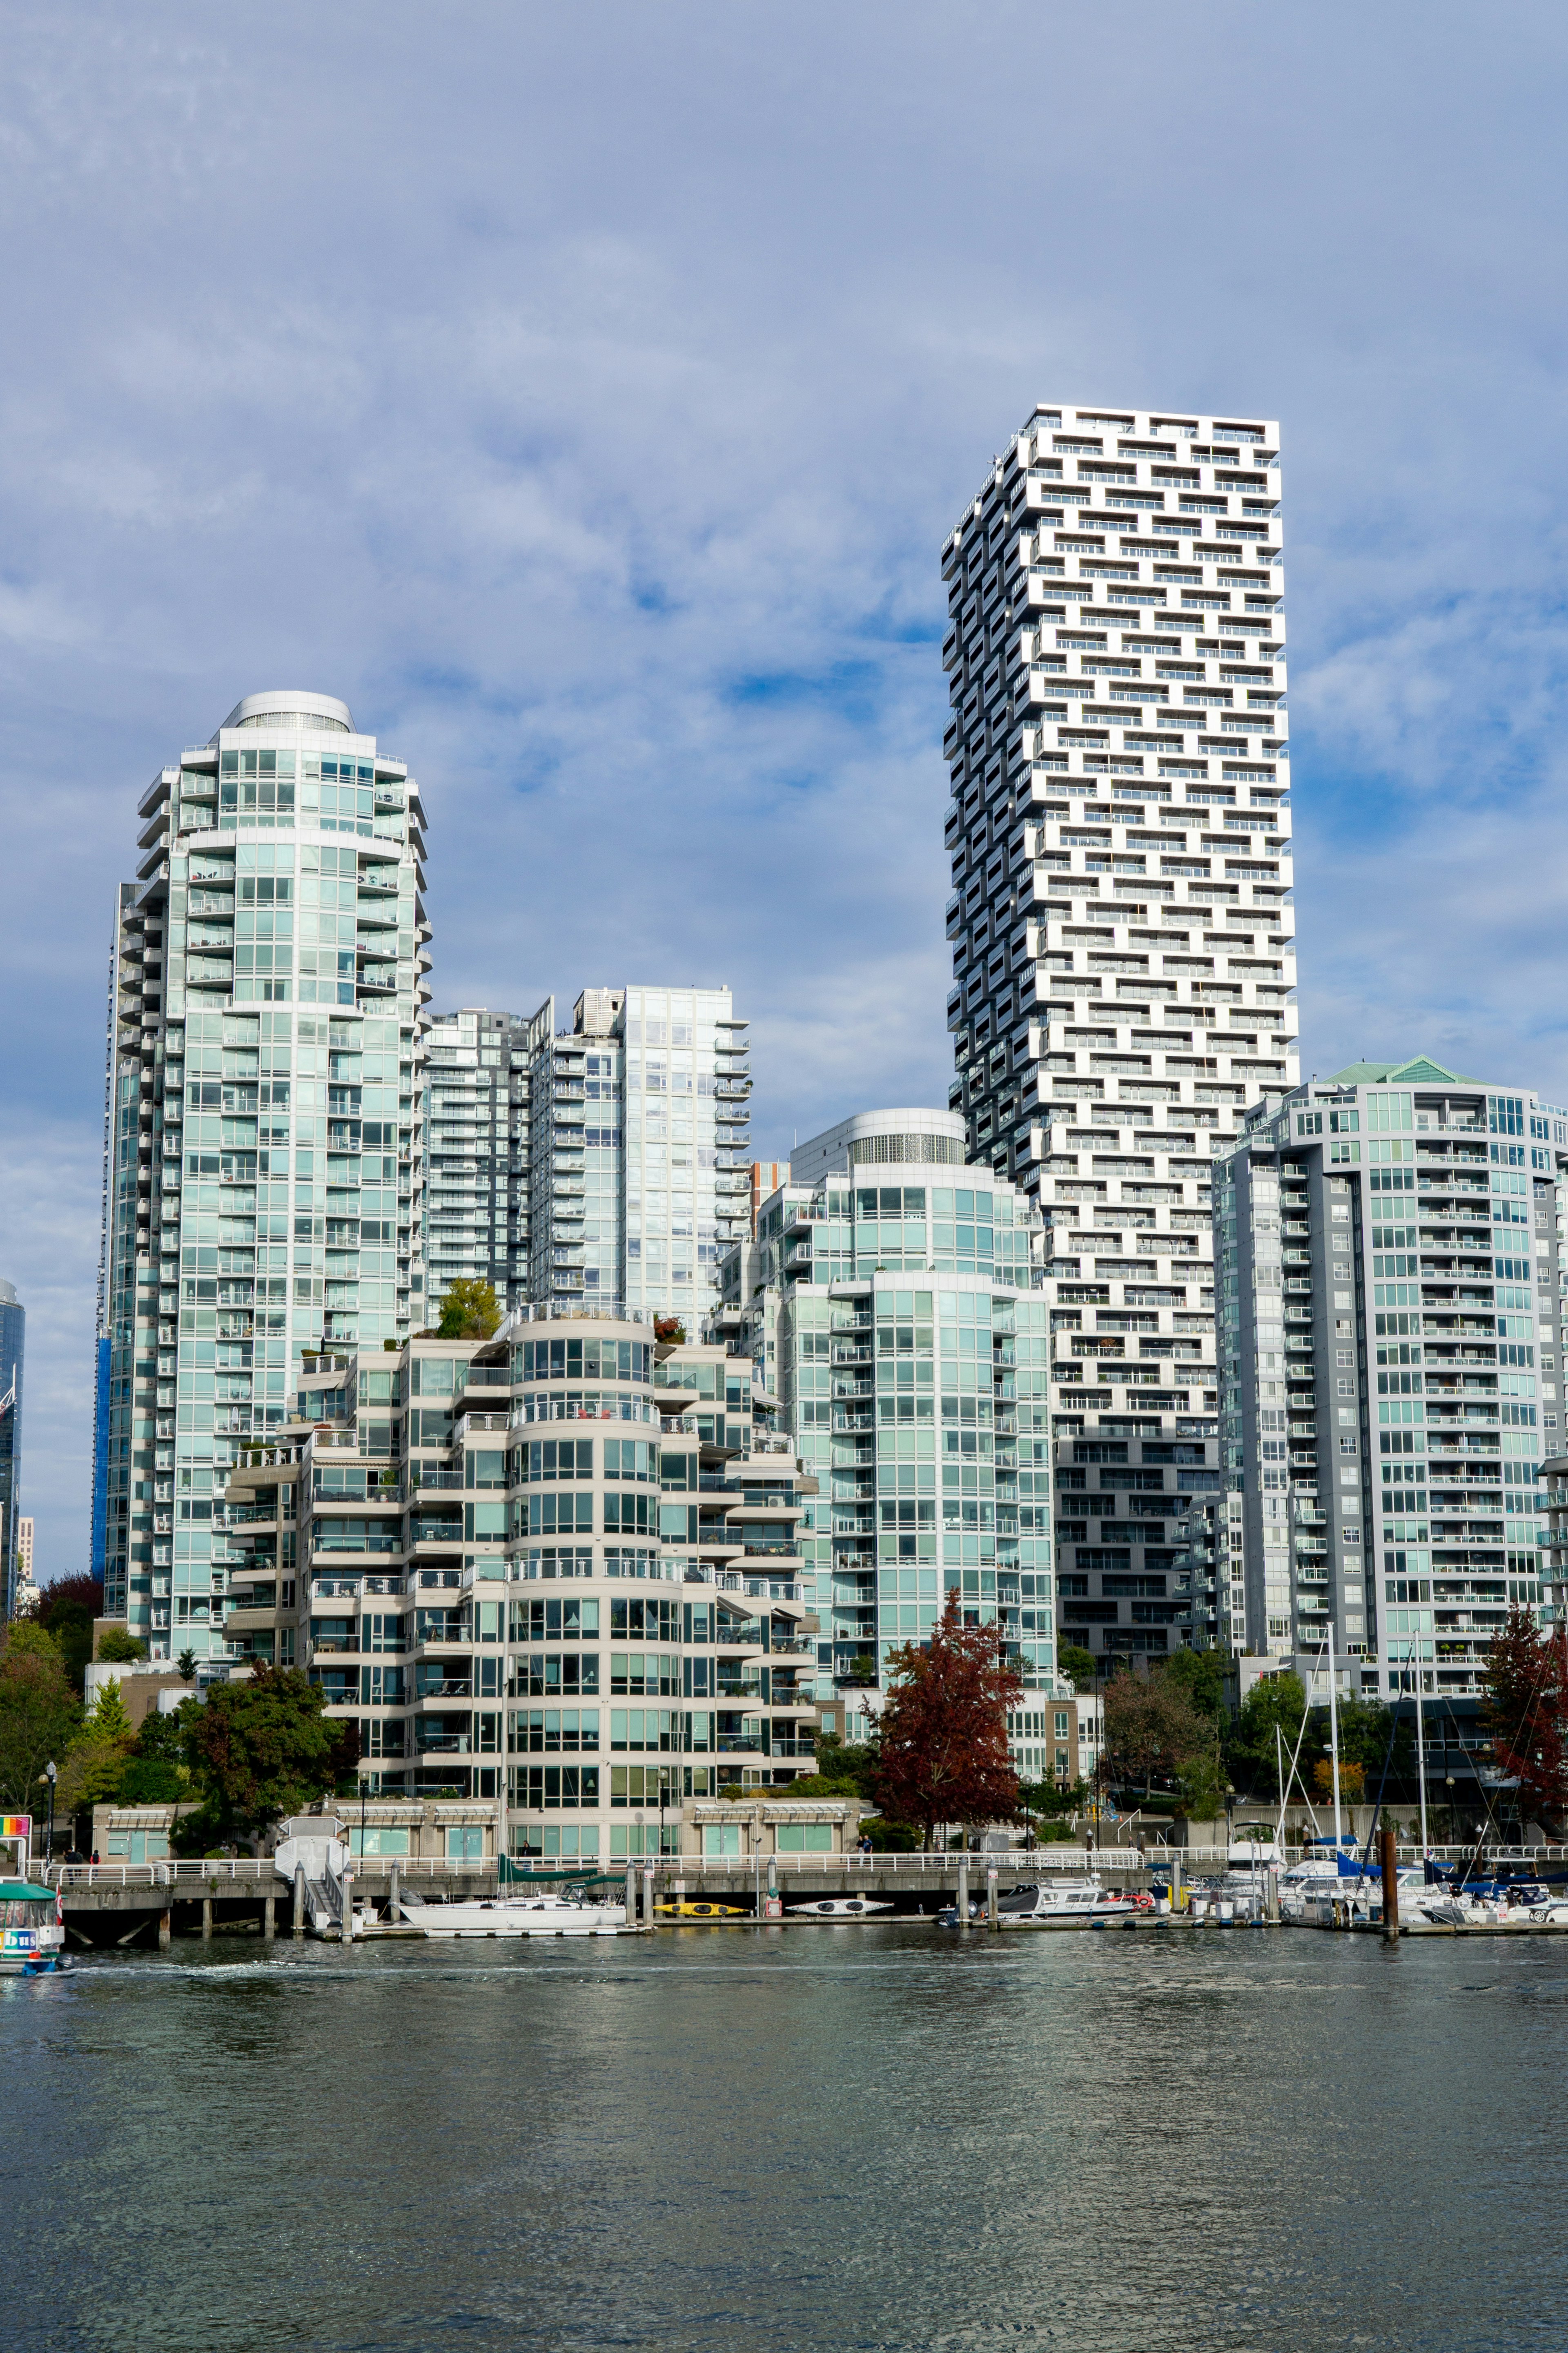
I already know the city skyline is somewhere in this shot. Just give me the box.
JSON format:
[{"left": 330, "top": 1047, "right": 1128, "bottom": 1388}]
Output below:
[{"left": 7, "top": 10, "right": 1568, "bottom": 1581}]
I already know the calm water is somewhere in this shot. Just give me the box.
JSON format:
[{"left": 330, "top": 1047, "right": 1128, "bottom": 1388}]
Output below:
[{"left": 3, "top": 1924, "right": 1565, "bottom": 2352}]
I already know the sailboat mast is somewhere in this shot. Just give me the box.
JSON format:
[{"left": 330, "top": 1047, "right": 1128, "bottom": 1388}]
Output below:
[
  {"left": 1326, "top": 1618, "right": 1343, "bottom": 1849},
  {"left": 1413, "top": 1642, "right": 1428, "bottom": 1854}
]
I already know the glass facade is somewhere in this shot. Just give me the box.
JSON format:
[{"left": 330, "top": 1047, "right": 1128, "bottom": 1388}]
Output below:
[
  {"left": 525, "top": 987, "right": 751, "bottom": 1321},
  {"left": 1217, "top": 1059, "right": 1568, "bottom": 1698},
  {"left": 422, "top": 1008, "right": 530, "bottom": 1314},
  {"left": 721, "top": 1113, "right": 1054, "bottom": 1696},
  {"left": 0, "top": 1278, "right": 23, "bottom": 1620},
  {"left": 222, "top": 1317, "right": 820, "bottom": 1838},
  {"left": 98, "top": 692, "right": 429, "bottom": 1657}
]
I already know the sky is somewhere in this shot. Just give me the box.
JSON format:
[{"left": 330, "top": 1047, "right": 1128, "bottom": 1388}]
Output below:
[{"left": 3, "top": 1, "right": 1567, "bottom": 1586}]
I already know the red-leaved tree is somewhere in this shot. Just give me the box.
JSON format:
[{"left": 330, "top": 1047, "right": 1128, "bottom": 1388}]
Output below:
[
  {"left": 873, "top": 1592, "right": 1022, "bottom": 1849},
  {"left": 1483, "top": 1607, "right": 1568, "bottom": 1827}
]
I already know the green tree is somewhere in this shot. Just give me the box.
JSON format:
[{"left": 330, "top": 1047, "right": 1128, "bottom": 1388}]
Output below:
[
  {"left": 96, "top": 1625, "right": 147, "bottom": 1663},
  {"left": 1163, "top": 1645, "right": 1230, "bottom": 1723},
  {"left": 788, "top": 1734, "right": 879, "bottom": 1800},
  {"left": 181, "top": 1666, "right": 360, "bottom": 1844},
  {"left": 117, "top": 1755, "right": 184, "bottom": 1804},
  {"left": 437, "top": 1278, "right": 501, "bottom": 1340},
  {"left": 59, "top": 1679, "right": 140, "bottom": 1812},
  {"left": 0, "top": 1624, "right": 82, "bottom": 1814},
  {"left": 35, "top": 1576, "right": 104, "bottom": 1695},
  {"left": 1102, "top": 1664, "right": 1211, "bottom": 1797},
  {"left": 1223, "top": 1671, "right": 1308, "bottom": 1799},
  {"left": 873, "top": 1593, "right": 1022, "bottom": 1847},
  {"left": 1058, "top": 1644, "right": 1098, "bottom": 1694},
  {"left": 177, "top": 1650, "right": 198, "bottom": 1684}
]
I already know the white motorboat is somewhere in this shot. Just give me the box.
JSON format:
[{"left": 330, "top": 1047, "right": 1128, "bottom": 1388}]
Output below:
[
  {"left": 787, "top": 1896, "right": 894, "bottom": 1919},
  {"left": 399, "top": 1888, "right": 626, "bottom": 1938},
  {"left": 938, "top": 1874, "right": 1143, "bottom": 1927}
]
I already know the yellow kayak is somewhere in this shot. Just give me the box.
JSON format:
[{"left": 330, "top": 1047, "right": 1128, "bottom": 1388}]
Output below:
[{"left": 655, "top": 1900, "right": 747, "bottom": 1919}]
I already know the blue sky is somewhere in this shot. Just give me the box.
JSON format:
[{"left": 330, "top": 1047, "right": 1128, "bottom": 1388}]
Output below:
[{"left": 3, "top": 2, "right": 1567, "bottom": 1584}]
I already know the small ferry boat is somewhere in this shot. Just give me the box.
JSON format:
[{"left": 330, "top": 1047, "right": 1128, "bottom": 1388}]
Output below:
[
  {"left": 399, "top": 1888, "right": 626, "bottom": 1938},
  {"left": 787, "top": 1896, "right": 893, "bottom": 1919},
  {"left": 0, "top": 1879, "right": 71, "bottom": 1974}
]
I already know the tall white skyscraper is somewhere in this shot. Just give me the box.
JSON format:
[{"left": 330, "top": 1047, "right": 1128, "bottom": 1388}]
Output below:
[
  {"left": 97, "top": 691, "right": 429, "bottom": 1657},
  {"left": 943, "top": 401, "right": 1298, "bottom": 1671},
  {"left": 525, "top": 986, "right": 752, "bottom": 1324}
]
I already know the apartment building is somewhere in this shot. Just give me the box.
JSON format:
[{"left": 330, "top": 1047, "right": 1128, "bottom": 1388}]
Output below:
[
  {"left": 96, "top": 691, "right": 430, "bottom": 1656},
  {"left": 0, "top": 1278, "right": 22, "bottom": 1620},
  {"left": 941, "top": 401, "right": 1298, "bottom": 1674},
  {"left": 1216, "top": 1058, "right": 1567, "bottom": 1700},
  {"left": 422, "top": 1008, "right": 530, "bottom": 1317},
  {"left": 524, "top": 986, "right": 752, "bottom": 1322},
  {"left": 222, "top": 1311, "right": 818, "bottom": 1863},
  {"left": 717, "top": 1108, "right": 1054, "bottom": 1696}
]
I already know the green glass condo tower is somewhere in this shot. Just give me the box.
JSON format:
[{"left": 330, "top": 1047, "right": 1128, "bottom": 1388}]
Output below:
[{"left": 97, "top": 692, "right": 430, "bottom": 1660}]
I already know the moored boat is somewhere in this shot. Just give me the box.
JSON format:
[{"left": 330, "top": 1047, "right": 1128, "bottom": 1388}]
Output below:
[{"left": 399, "top": 1888, "right": 626, "bottom": 1938}]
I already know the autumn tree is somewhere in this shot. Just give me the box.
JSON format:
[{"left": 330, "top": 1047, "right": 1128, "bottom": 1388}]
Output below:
[
  {"left": 873, "top": 1593, "right": 1022, "bottom": 1848},
  {"left": 180, "top": 1666, "right": 361, "bottom": 1847},
  {"left": 1483, "top": 1607, "right": 1568, "bottom": 1825},
  {"left": 437, "top": 1278, "right": 501, "bottom": 1340}
]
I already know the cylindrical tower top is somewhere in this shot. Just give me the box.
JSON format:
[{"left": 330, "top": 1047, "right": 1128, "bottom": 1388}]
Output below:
[{"left": 218, "top": 691, "right": 354, "bottom": 734}]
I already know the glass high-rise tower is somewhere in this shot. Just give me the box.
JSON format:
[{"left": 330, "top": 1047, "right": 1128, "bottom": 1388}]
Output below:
[
  {"left": 97, "top": 691, "right": 430, "bottom": 1659},
  {"left": 0, "top": 1277, "right": 23, "bottom": 1621},
  {"left": 943, "top": 401, "right": 1298, "bottom": 1672},
  {"left": 525, "top": 985, "right": 752, "bottom": 1324}
]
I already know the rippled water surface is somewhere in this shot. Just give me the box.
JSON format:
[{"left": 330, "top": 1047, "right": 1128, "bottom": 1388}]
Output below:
[{"left": 4, "top": 1924, "right": 1566, "bottom": 2351}]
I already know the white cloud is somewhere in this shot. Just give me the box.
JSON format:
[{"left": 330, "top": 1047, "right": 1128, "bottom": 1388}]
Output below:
[{"left": 4, "top": 1, "right": 1568, "bottom": 1577}]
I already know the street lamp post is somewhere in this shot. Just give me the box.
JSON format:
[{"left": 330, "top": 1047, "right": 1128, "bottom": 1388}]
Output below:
[{"left": 44, "top": 1760, "right": 57, "bottom": 1867}]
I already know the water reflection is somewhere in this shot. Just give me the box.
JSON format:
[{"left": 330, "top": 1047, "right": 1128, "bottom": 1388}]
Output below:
[{"left": 3, "top": 1927, "right": 1564, "bottom": 2350}]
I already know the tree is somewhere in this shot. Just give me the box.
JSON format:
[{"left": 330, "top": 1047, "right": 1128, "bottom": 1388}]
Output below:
[
  {"left": 0, "top": 1624, "right": 82, "bottom": 1814},
  {"left": 786, "top": 1734, "right": 880, "bottom": 1801},
  {"left": 1482, "top": 1608, "right": 1568, "bottom": 1824},
  {"left": 181, "top": 1666, "right": 361, "bottom": 1844},
  {"left": 654, "top": 1316, "right": 686, "bottom": 1345},
  {"left": 1223, "top": 1671, "right": 1308, "bottom": 1799},
  {"left": 35, "top": 1576, "right": 104, "bottom": 1695},
  {"left": 1058, "top": 1643, "right": 1098, "bottom": 1694},
  {"left": 873, "top": 1593, "right": 1022, "bottom": 1847},
  {"left": 177, "top": 1650, "right": 198, "bottom": 1684},
  {"left": 58, "top": 1679, "right": 140, "bottom": 1813},
  {"left": 1102, "top": 1664, "right": 1211, "bottom": 1797},
  {"left": 1163, "top": 1645, "right": 1229, "bottom": 1723},
  {"left": 96, "top": 1626, "right": 147, "bottom": 1663},
  {"left": 1312, "top": 1755, "right": 1365, "bottom": 1805},
  {"left": 437, "top": 1278, "right": 501, "bottom": 1340}
]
